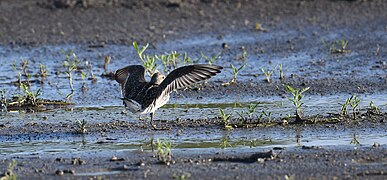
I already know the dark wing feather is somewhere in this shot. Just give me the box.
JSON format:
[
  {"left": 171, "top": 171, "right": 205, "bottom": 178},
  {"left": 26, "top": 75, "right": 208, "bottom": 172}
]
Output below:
[
  {"left": 156, "top": 64, "right": 222, "bottom": 97},
  {"left": 115, "top": 66, "right": 130, "bottom": 84},
  {"left": 114, "top": 65, "right": 146, "bottom": 84},
  {"left": 114, "top": 65, "right": 147, "bottom": 97}
]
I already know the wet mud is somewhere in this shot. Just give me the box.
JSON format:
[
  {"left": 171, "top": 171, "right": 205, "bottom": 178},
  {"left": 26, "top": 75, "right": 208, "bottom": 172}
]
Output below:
[{"left": 1, "top": 0, "right": 387, "bottom": 179}]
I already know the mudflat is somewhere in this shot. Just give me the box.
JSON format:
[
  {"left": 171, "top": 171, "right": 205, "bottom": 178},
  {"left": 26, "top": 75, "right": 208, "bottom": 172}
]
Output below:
[{"left": 0, "top": 0, "right": 386, "bottom": 179}]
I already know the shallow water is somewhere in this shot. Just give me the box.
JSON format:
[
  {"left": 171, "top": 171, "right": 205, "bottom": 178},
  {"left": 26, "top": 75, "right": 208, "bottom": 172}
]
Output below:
[
  {"left": 0, "top": 124, "right": 385, "bottom": 158},
  {"left": 1, "top": 91, "right": 386, "bottom": 158},
  {"left": 0, "top": 30, "right": 386, "bottom": 161}
]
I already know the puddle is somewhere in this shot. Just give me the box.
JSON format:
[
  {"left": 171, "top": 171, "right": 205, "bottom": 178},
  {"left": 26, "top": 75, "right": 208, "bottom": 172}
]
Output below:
[
  {"left": 1, "top": 125, "right": 385, "bottom": 158},
  {"left": 1, "top": 92, "right": 386, "bottom": 125}
]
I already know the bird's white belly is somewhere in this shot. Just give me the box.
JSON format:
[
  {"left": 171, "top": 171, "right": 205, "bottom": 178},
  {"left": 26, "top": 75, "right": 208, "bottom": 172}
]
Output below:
[
  {"left": 142, "top": 94, "right": 170, "bottom": 114},
  {"left": 124, "top": 95, "right": 170, "bottom": 115},
  {"left": 155, "top": 94, "right": 170, "bottom": 111}
]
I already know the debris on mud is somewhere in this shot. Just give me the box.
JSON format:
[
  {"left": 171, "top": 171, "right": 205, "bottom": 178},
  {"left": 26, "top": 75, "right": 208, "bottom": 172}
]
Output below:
[{"left": 213, "top": 151, "right": 276, "bottom": 163}]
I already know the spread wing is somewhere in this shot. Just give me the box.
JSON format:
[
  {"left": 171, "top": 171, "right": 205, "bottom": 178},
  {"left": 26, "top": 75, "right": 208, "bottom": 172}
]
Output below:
[
  {"left": 114, "top": 65, "right": 146, "bottom": 84},
  {"left": 114, "top": 65, "right": 147, "bottom": 97},
  {"left": 156, "top": 64, "right": 222, "bottom": 97}
]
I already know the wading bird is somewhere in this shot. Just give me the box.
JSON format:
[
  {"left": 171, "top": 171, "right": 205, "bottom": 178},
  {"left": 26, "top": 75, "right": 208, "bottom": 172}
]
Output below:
[{"left": 115, "top": 64, "right": 222, "bottom": 130}]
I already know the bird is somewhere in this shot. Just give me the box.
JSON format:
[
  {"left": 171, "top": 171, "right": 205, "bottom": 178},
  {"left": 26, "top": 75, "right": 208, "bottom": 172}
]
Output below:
[{"left": 114, "top": 64, "right": 223, "bottom": 130}]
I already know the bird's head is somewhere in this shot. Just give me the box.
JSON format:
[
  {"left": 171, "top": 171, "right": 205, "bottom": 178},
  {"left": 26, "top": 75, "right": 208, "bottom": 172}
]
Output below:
[{"left": 150, "top": 71, "right": 165, "bottom": 85}]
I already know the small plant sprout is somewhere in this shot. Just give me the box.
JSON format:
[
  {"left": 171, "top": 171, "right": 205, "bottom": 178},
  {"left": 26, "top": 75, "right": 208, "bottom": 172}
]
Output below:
[
  {"left": 167, "top": 51, "right": 180, "bottom": 69},
  {"left": 322, "top": 38, "right": 351, "bottom": 54},
  {"left": 19, "top": 82, "right": 42, "bottom": 106},
  {"left": 368, "top": 101, "right": 380, "bottom": 115},
  {"left": 157, "top": 51, "right": 180, "bottom": 73},
  {"left": 20, "top": 58, "right": 31, "bottom": 86},
  {"left": 39, "top": 63, "right": 48, "bottom": 83},
  {"left": 349, "top": 95, "right": 360, "bottom": 119},
  {"left": 229, "top": 63, "right": 247, "bottom": 84},
  {"left": 62, "top": 50, "right": 80, "bottom": 99},
  {"left": 340, "top": 95, "right": 360, "bottom": 119},
  {"left": 39, "top": 63, "right": 48, "bottom": 77},
  {"left": 133, "top": 41, "right": 157, "bottom": 76},
  {"left": 1, "top": 159, "right": 17, "bottom": 180},
  {"left": 200, "top": 52, "right": 221, "bottom": 65},
  {"left": 104, "top": 56, "right": 111, "bottom": 71},
  {"left": 1, "top": 89, "right": 7, "bottom": 112},
  {"left": 236, "top": 104, "right": 259, "bottom": 124},
  {"left": 133, "top": 41, "right": 148, "bottom": 61},
  {"left": 172, "top": 173, "right": 191, "bottom": 180},
  {"left": 260, "top": 110, "right": 272, "bottom": 123},
  {"left": 64, "top": 63, "right": 76, "bottom": 99},
  {"left": 350, "top": 133, "right": 360, "bottom": 145},
  {"left": 87, "top": 62, "right": 97, "bottom": 83},
  {"left": 157, "top": 54, "right": 170, "bottom": 73},
  {"left": 21, "top": 59, "right": 28, "bottom": 73},
  {"left": 285, "top": 85, "right": 310, "bottom": 122},
  {"left": 276, "top": 64, "right": 285, "bottom": 80},
  {"left": 261, "top": 68, "right": 273, "bottom": 83},
  {"left": 182, "top": 52, "right": 193, "bottom": 65},
  {"left": 236, "top": 111, "right": 247, "bottom": 125},
  {"left": 11, "top": 63, "right": 22, "bottom": 88},
  {"left": 238, "top": 46, "right": 248, "bottom": 60},
  {"left": 144, "top": 55, "right": 157, "bottom": 75},
  {"left": 219, "top": 108, "right": 233, "bottom": 130},
  {"left": 220, "top": 136, "right": 231, "bottom": 149},
  {"left": 155, "top": 139, "right": 173, "bottom": 165},
  {"left": 339, "top": 97, "right": 351, "bottom": 116},
  {"left": 80, "top": 71, "right": 88, "bottom": 92},
  {"left": 77, "top": 119, "right": 88, "bottom": 134},
  {"left": 247, "top": 104, "right": 258, "bottom": 118}
]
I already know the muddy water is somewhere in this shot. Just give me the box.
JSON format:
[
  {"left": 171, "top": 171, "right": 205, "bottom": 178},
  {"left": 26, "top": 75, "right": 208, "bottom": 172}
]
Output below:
[
  {"left": 1, "top": 96, "right": 386, "bottom": 159},
  {"left": 1, "top": 120, "right": 386, "bottom": 158}
]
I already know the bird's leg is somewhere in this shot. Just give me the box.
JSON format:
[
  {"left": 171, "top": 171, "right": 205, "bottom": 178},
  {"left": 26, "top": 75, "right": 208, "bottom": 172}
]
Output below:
[
  {"left": 150, "top": 113, "right": 158, "bottom": 130},
  {"left": 150, "top": 113, "right": 169, "bottom": 130}
]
